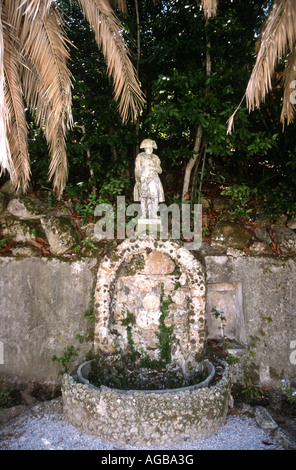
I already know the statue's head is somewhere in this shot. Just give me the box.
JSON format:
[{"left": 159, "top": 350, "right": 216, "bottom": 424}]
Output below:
[{"left": 140, "top": 139, "right": 157, "bottom": 151}]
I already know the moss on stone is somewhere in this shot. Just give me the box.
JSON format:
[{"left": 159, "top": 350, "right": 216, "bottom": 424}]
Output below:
[{"left": 116, "top": 254, "right": 146, "bottom": 277}]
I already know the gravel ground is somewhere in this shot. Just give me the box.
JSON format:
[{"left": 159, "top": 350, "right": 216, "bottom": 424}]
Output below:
[{"left": 0, "top": 398, "right": 285, "bottom": 451}]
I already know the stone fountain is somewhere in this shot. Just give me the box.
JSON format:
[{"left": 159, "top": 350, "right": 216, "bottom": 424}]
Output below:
[{"left": 61, "top": 139, "right": 232, "bottom": 447}]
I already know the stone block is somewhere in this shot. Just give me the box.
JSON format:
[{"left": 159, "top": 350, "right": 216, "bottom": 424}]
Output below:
[
  {"left": 273, "top": 225, "right": 296, "bottom": 253},
  {"left": 254, "top": 227, "right": 272, "bottom": 245},
  {"left": 255, "top": 406, "right": 278, "bottom": 431},
  {"left": 211, "top": 220, "right": 252, "bottom": 251},
  {"left": 144, "top": 250, "right": 176, "bottom": 274},
  {"left": 0, "top": 257, "right": 97, "bottom": 384},
  {"left": 205, "top": 255, "right": 296, "bottom": 387},
  {"left": 206, "top": 281, "right": 246, "bottom": 344},
  {"left": 40, "top": 216, "right": 79, "bottom": 255},
  {"left": 7, "top": 197, "right": 48, "bottom": 219},
  {"left": 0, "top": 218, "right": 46, "bottom": 243}
]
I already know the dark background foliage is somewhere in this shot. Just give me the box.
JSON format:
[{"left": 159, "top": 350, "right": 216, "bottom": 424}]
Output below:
[{"left": 2, "top": 0, "right": 296, "bottom": 216}]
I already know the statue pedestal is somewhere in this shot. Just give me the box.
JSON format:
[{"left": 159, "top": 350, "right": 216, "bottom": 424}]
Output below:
[{"left": 137, "top": 218, "right": 162, "bottom": 237}]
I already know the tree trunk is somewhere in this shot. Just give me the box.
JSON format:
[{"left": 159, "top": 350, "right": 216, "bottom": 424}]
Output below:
[
  {"left": 76, "top": 124, "right": 96, "bottom": 195},
  {"left": 198, "top": 144, "right": 207, "bottom": 204},
  {"left": 182, "top": 125, "right": 203, "bottom": 202},
  {"left": 181, "top": 18, "right": 211, "bottom": 203},
  {"left": 134, "top": 0, "right": 141, "bottom": 157}
]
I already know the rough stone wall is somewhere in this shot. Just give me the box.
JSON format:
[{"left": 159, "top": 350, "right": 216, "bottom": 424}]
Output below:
[
  {"left": 93, "top": 238, "right": 206, "bottom": 371},
  {"left": 1, "top": 189, "right": 296, "bottom": 387},
  {"left": 0, "top": 257, "right": 97, "bottom": 384},
  {"left": 205, "top": 256, "right": 296, "bottom": 387},
  {"left": 0, "top": 254, "right": 295, "bottom": 387}
]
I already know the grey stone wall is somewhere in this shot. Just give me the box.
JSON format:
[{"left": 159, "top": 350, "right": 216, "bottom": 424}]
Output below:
[
  {"left": 0, "top": 253, "right": 296, "bottom": 387},
  {"left": 0, "top": 257, "right": 97, "bottom": 384},
  {"left": 205, "top": 255, "right": 296, "bottom": 387}
]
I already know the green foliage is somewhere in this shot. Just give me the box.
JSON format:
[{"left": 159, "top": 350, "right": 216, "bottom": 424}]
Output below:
[
  {"left": 0, "top": 238, "right": 7, "bottom": 249},
  {"left": 221, "top": 183, "right": 256, "bottom": 207},
  {"left": 241, "top": 314, "right": 272, "bottom": 401},
  {"left": 0, "top": 379, "right": 11, "bottom": 408},
  {"left": 46, "top": 191, "right": 58, "bottom": 208},
  {"left": 82, "top": 297, "right": 96, "bottom": 323},
  {"left": 120, "top": 309, "right": 138, "bottom": 360},
  {"left": 75, "top": 334, "right": 85, "bottom": 344},
  {"left": 51, "top": 345, "right": 80, "bottom": 374},
  {"left": 246, "top": 131, "right": 278, "bottom": 155},
  {"left": 211, "top": 308, "right": 226, "bottom": 322},
  {"left": 221, "top": 184, "right": 257, "bottom": 219},
  {"left": 260, "top": 182, "right": 296, "bottom": 219},
  {"left": 281, "top": 379, "right": 296, "bottom": 407},
  {"left": 75, "top": 193, "right": 104, "bottom": 223},
  {"left": 138, "top": 348, "right": 165, "bottom": 370},
  {"left": 156, "top": 284, "right": 176, "bottom": 365},
  {"left": 241, "top": 379, "right": 263, "bottom": 402},
  {"left": 22, "top": 0, "right": 296, "bottom": 220},
  {"left": 211, "top": 307, "right": 227, "bottom": 338},
  {"left": 120, "top": 282, "right": 180, "bottom": 368},
  {"left": 74, "top": 237, "right": 95, "bottom": 253},
  {"left": 210, "top": 308, "right": 239, "bottom": 364}
]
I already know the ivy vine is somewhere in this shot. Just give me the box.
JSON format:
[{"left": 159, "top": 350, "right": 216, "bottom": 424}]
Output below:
[{"left": 120, "top": 282, "right": 180, "bottom": 369}]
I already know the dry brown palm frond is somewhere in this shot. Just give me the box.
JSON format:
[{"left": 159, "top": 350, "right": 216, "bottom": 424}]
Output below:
[
  {"left": 202, "top": 0, "right": 218, "bottom": 19},
  {"left": 47, "top": 123, "right": 68, "bottom": 195},
  {"left": 3, "top": 14, "right": 31, "bottom": 191},
  {"left": 20, "top": 2, "right": 73, "bottom": 129},
  {"left": 280, "top": 49, "right": 296, "bottom": 126},
  {"left": 0, "top": 4, "right": 14, "bottom": 179},
  {"left": 226, "top": 93, "right": 246, "bottom": 135},
  {"left": 17, "top": 0, "right": 53, "bottom": 20},
  {"left": 246, "top": 0, "right": 296, "bottom": 124},
  {"left": 108, "top": 0, "right": 128, "bottom": 14},
  {"left": 0, "top": 0, "right": 144, "bottom": 194},
  {"left": 19, "top": 1, "right": 73, "bottom": 192},
  {"left": 22, "top": 55, "right": 69, "bottom": 195},
  {"left": 78, "top": 0, "right": 145, "bottom": 123},
  {"left": 5, "top": 0, "right": 25, "bottom": 32}
]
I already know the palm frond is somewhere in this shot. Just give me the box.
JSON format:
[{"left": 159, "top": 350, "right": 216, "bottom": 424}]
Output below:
[
  {"left": 226, "top": 93, "right": 246, "bottom": 135},
  {"left": 78, "top": 0, "right": 145, "bottom": 123},
  {"left": 3, "top": 12, "right": 31, "bottom": 191},
  {"left": 280, "top": 49, "right": 296, "bottom": 126},
  {"left": 108, "top": 0, "right": 127, "bottom": 14},
  {"left": 47, "top": 123, "right": 68, "bottom": 195},
  {"left": 20, "top": 2, "right": 73, "bottom": 129},
  {"left": 22, "top": 55, "right": 69, "bottom": 195},
  {"left": 0, "top": 0, "right": 144, "bottom": 194},
  {"left": 0, "top": 4, "right": 14, "bottom": 179},
  {"left": 246, "top": 0, "right": 296, "bottom": 124},
  {"left": 19, "top": 1, "right": 72, "bottom": 193},
  {"left": 202, "top": 0, "right": 218, "bottom": 19},
  {"left": 18, "top": 0, "right": 53, "bottom": 20}
]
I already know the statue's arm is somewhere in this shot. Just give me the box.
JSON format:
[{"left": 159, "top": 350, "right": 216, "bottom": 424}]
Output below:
[
  {"left": 134, "top": 156, "right": 141, "bottom": 181},
  {"left": 154, "top": 156, "right": 162, "bottom": 174}
]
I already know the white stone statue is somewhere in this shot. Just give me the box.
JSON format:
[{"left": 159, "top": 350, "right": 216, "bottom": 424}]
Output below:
[{"left": 133, "top": 139, "right": 165, "bottom": 220}]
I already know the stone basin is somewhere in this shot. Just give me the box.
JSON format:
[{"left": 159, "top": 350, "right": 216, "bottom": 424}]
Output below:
[
  {"left": 76, "top": 358, "right": 215, "bottom": 392},
  {"left": 61, "top": 359, "right": 232, "bottom": 447}
]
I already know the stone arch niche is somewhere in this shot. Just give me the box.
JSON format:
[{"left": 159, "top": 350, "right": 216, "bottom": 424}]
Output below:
[{"left": 94, "top": 238, "right": 206, "bottom": 372}]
